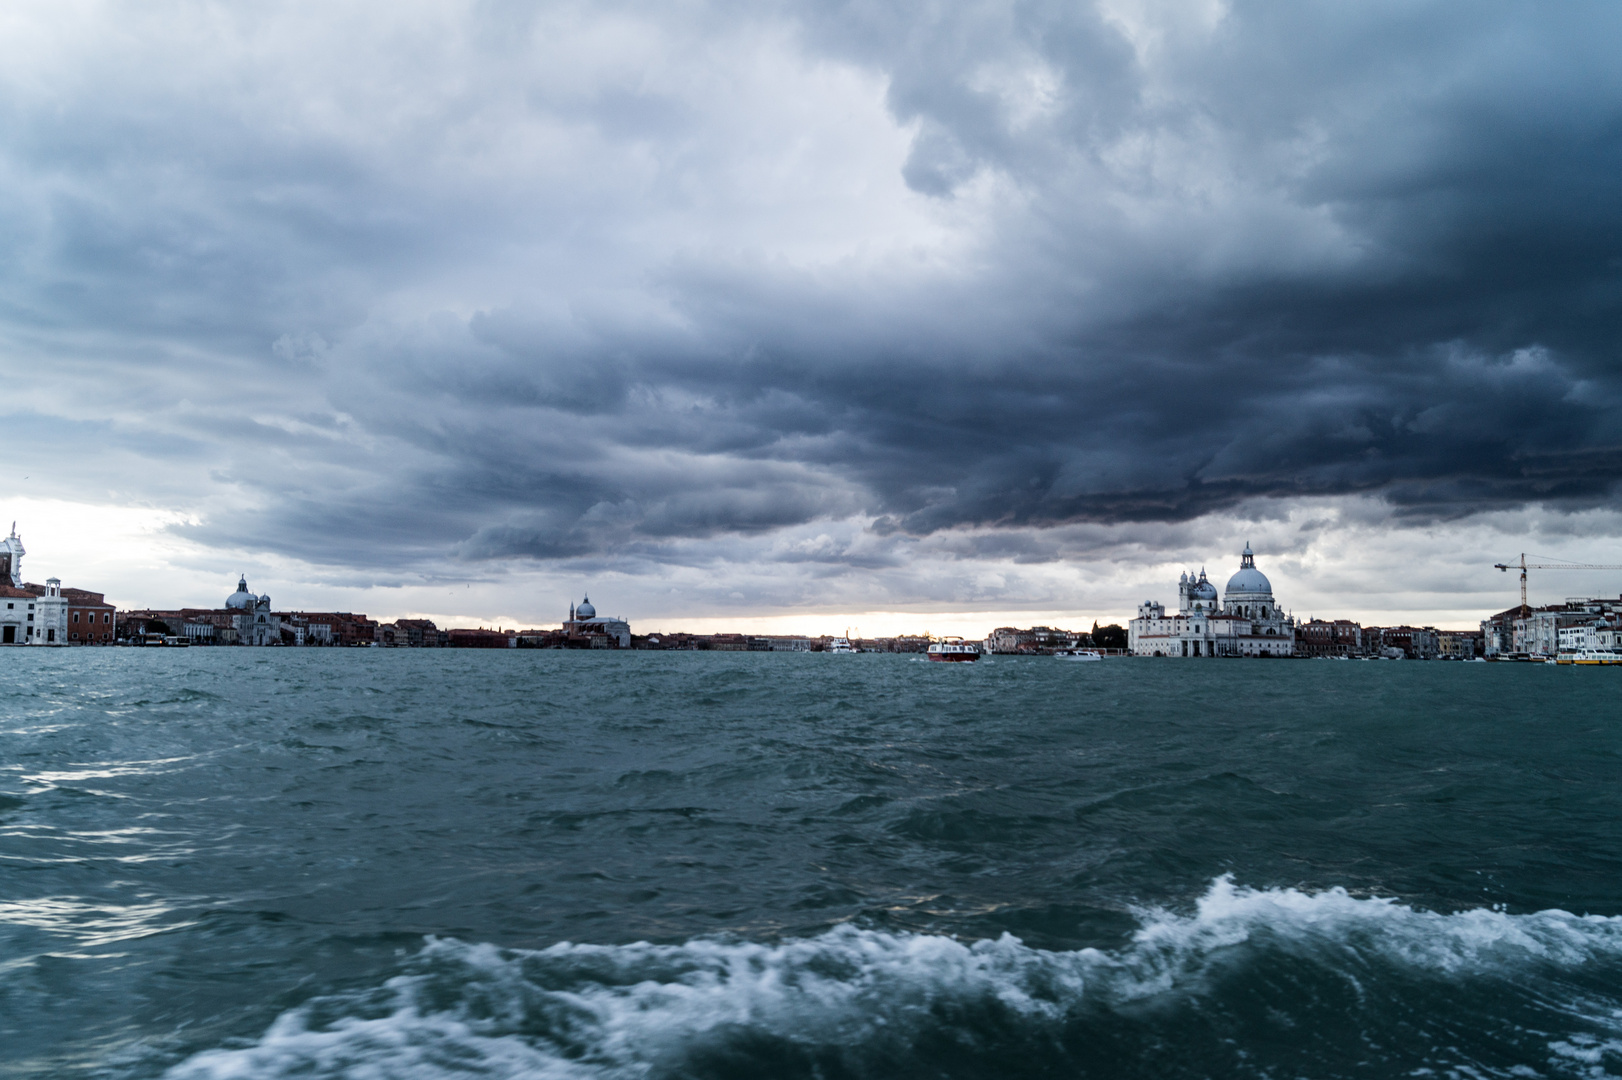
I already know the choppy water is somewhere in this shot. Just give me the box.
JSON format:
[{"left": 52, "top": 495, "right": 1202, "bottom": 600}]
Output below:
[{"left": 2, "top": 650, "right": 1621, "bottom": 1078}]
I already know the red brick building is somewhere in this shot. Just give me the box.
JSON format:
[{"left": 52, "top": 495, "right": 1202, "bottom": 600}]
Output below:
[
  {"left": 447, "top": 627, "right": 515, "bottom": 648},
  {"left": 1296, "top": 619, "right": 1363, "bottom": 657},
  {"left": 62, "top": 588, "right": 116, "bottom": 644}
]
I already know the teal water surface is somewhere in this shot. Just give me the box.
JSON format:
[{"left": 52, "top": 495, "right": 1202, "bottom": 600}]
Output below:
[{"left": 2, "top": 650, "right": 1620, "bottom": 1078}]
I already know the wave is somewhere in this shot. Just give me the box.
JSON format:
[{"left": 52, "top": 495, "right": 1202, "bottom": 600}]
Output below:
[{"left": 164, "top": 877, "right": 1622, "bottom": 1080}]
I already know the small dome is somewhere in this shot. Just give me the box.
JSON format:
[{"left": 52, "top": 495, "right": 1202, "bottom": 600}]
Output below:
[
  {"left": 576, "top": 596, "right": 596, "bottom": 619},
  {"left": 1190, "top": 569, "right": 1218, "bottom": 601}
]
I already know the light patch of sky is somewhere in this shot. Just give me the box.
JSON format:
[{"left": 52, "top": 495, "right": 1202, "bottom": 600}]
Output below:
[{"left": 18, "top": 493, "right": 1619, "bottom": 635}]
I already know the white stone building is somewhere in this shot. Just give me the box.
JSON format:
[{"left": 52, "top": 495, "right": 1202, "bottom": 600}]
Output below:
[
  {"left": 1129, "top": 545, "right": 1296, "bottom": 658},
  {"left": 1557, "top": 619, "right": 1621, "bottom": 655}
]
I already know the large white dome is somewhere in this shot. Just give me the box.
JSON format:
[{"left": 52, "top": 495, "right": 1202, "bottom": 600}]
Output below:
[
  {"left": 576, "top": 596, "right": 596, "bottom": 619},
  {"left": 1225, "top": 567, "right": 1272, "bottom": 595},
  {"left": 1224, "top": 545, "right": 1273, "bottom": 597}
]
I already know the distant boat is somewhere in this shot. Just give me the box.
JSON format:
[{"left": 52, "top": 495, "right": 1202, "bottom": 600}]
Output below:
[
  {"left": 828, "top": 637, "right": 856, "bottom": 653},
  {"left": 927, "top": 638, "right": 979, "bottom": 663},
  {"left": 1054, "top": 649, "right": 1102, "bottom": 661}
]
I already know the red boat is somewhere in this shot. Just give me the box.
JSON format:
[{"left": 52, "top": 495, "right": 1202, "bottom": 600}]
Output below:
[{"left": 926, "top": 638, "right": 980, "bottom": 662}]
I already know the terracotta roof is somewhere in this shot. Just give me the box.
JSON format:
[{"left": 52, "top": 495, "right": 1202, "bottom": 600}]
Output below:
[{"left": 0, "top": 585, "right": 36, "bottom": 599}]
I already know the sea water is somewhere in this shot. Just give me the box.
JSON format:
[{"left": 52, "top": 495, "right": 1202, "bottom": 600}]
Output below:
[{"left": 2, "top": 649, "right": 1620, "bottom": 1078}]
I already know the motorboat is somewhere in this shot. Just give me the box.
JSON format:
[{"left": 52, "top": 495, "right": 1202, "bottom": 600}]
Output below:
[
  {"left": 926, "top": 638, "right": 979, "bottom": 662},
  {"left": 1054, "top": 649, "right": 1103, "bottom": 661}
]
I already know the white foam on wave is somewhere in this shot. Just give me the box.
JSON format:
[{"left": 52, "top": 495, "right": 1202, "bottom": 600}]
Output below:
[{"left": 163, "top": 876, "right": 1622, "bottom": 1080}]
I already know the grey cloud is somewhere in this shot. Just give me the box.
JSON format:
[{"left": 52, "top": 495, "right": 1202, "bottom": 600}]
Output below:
[{"left": 2, "top": 0, "right": 1621, "bottom": 599}]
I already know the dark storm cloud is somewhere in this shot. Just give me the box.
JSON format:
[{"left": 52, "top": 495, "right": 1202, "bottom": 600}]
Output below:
[{"left": 4, "top": 0, "right": 1622, "bottom": 582}]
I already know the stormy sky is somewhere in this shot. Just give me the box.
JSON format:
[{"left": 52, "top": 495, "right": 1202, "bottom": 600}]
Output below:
[{"left": 3, "top": 0, "right": 1621, "bottom": 630}]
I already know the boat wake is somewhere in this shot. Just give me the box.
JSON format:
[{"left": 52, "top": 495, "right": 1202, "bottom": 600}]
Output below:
[{"left": 164, "top": 877, "right": 1622, "bottom": 1079}]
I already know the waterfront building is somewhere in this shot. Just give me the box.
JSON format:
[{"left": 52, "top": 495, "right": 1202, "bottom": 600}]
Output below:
[
  {"left": 0, "top": 577, "right": 67, "bottom": 645},
  {"left": 1437, "top": 630, "right": 1484, "bottom": 659},
  {"left": 563, "top": 596, "right": 631, "bottom": 648},
  {"left": 985, "top": 626, "right": 1084, "bottom": 654},
  {"left": 182, "top": 614, "right": 232, "bottom": 644},
  {"left": 447, "top": 627, "right": 517, "bottom": 648},
  {"left": 0, "top": 584, "right": 37, "bottom": 644},
  {"left": 1481, "top": 596, "right": 1622, "bottom": 658},
  {"left": 0, "top": 525, "right": 107, "bottom": 645},
  {"left": 392, "top": 619, "right": 445, "bottom": 647},
  {"left": 63, "top": 588, "right": 116, "bottom": 644},
  {"left": 1380, "top": 626, "right": 1440, "bottom": 660},
  {"left": 291, "top": 612, "right": 375, "bottom": 646},
  {"left": 1557, "top": 619, "right": 1620, "bottom": 655},
  {"left": 1128, "top": 545, "right": 1296, "bottom": 657},
  {"left": 1296, "top": 619, "right": 1364, "bottom": 657}
]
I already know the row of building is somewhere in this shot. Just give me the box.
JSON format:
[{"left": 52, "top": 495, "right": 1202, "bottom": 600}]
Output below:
[
  {"left": 115, "top": 589, "right": 639, "bottom": 649},
  {"left": 9, "top": 519, "right": 1612, "bottom": 659},
  {"left": 0, "top": 527, "right": 647, "bottom": 650},
  {"left": 1479, "top": 598, "right": 1622, "bottom": 659}
]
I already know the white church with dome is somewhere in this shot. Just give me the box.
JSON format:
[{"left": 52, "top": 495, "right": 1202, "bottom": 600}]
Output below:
[
  {"left": 563, "top": 595, "right": 631, "bottom": 648},
  {"left": 224, "top": 575, "right": 281, "bottom": 646},
  {"left": 1128, "top": 545, "right": 1296, "bottom": 658}
]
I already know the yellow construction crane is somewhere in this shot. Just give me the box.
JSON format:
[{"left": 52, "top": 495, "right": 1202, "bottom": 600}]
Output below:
[{"left": 1494, "top": 553, "right": 1622, "bottom": 615}]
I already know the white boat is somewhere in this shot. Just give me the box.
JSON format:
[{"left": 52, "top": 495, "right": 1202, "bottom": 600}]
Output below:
[
  {"left": 828, "top": 637, "right": 856, "bottom": 653},
  {"left": 1555, "top": 650, "right": 1622, "bottom": 666},
  {"left": 1054, "top": 649, "right": 1103, "bottom": 661},
  {"left": 926, "top": 638, "right": 979, "bottom": 663}
]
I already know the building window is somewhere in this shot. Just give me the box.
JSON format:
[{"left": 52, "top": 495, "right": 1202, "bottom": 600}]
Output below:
[
  {"left": 70, "top": 633, "right": 78, "bottom": 641},
  {"left": 72, "top": 612, "right": 79, "bottom": 623}
]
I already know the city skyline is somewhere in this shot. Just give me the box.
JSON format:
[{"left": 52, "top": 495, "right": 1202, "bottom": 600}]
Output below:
[
  {"left": 6, "top": 504, "right": 1611, "bottom": 637},
  {"left": 2, "top": 3, "right": 1621, "bottom": 633}
]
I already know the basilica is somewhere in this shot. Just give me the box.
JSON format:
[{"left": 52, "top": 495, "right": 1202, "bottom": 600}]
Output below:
[{"left": 1128, "top": 545, "right": 1296, "bottom": 657}]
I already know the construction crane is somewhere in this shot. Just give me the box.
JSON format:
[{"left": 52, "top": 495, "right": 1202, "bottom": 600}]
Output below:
[{"left": 1494, "top": 554, "right": 1622, "bottom": 615}]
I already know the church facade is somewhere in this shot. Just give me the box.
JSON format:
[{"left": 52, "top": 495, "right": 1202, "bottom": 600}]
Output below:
[{"left": 1128, "top": 545, "right": 1296, "bottom": 658}]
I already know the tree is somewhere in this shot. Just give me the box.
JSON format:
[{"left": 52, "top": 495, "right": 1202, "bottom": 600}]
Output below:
[{"left": 1093, "top": 623, "right": 1128, "bottom": 650}]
